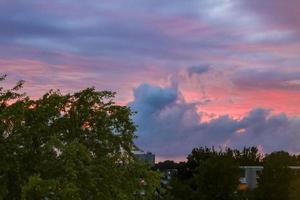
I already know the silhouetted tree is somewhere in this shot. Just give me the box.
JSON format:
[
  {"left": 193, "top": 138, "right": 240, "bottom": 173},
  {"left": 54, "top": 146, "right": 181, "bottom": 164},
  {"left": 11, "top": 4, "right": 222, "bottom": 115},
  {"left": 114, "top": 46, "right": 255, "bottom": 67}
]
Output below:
[
  {"left": 256, "top": 151, "right": 293, "bottom": 200},
  {"left": 289, "top": 174, "right": 300, "bottom": 200},
  {"left": 234, "top": 147, "right": 262, "bottom": 166},
  {"left": 155, "top": 160, "right": 178, "bottom": 171}
]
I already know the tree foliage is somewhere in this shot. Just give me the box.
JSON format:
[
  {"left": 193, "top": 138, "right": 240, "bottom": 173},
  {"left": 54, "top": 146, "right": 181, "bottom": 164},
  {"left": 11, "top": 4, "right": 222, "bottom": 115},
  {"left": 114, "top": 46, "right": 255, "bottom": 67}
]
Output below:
[
  {"left": 165, "top": 147, "right": 263, "bottom": 200},
  {"left": 167, "top": 147, "right": 241, "bottom": 200},
  {"left": 0, "top": 76, "right": 160, "bottom": 200},
  {"left": 289, "top": 175, "right": 300, "bottom": 200},
  {"left": 256, "top": 151, "right": 295, "bottom": 200}
]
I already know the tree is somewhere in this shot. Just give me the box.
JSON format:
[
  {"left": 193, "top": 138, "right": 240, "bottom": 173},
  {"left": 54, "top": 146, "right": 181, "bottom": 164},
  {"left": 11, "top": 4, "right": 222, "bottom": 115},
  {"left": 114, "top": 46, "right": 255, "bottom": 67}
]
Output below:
[
  {"left": 289, "top": 172, "right": 300, "bottom": 200},
  {"left": 155, "top": 160, "right": 178, "bottom": 171},
  {"left": 256, "top": 151, "right": 294, "bottom": 200},
  {"left": 233, "top": 147, "right": 262, "bottom": 166},
  {"left": 0, "top": 76, "right": 160, "bottom": 200},
  {"left": 194, "top": 154, "right": 240, "bottom": 200},
  {"left": 168, "top": 147, "right": 240, "bottom": 200}
]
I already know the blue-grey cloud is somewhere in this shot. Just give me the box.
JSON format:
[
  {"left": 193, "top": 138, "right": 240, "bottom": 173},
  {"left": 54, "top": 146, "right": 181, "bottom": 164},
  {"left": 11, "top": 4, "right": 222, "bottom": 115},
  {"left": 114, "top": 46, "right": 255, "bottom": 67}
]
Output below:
[
  {"left": 187, "top": 65, "right": 211, "bottom": 76},
  {"left": 1, "top": 0, "right": 299, "bottom": 78},
  {"left": 129, "top": 83, "right": 300, "bottom": 158}
]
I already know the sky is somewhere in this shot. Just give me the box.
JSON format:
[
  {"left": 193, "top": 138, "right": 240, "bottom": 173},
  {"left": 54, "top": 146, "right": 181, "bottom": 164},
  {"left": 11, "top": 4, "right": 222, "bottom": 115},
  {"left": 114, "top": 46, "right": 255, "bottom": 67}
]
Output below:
[{"left": 1, "top": 0, "right": 300, "bottom": 161}]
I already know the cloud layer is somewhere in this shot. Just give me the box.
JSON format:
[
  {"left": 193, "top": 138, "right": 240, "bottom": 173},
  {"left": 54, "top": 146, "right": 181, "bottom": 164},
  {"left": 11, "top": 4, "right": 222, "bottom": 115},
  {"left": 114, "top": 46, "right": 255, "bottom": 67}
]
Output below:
[{"left": 130, "top": 83, "right": 300, "bottom": 159}]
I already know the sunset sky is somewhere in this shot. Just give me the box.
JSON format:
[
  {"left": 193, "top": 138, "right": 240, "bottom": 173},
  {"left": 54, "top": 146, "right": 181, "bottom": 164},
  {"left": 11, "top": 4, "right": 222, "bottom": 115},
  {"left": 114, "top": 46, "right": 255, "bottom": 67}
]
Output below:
[{"left": 1, "top": 0, "right": 300, "bottom": 161}]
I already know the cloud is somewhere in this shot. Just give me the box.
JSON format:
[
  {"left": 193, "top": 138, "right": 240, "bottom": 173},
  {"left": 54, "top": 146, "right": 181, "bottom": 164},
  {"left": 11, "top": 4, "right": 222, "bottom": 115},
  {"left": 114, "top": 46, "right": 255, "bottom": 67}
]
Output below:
[
  {"left": 1, "top": 0, "right": 299, "bottom": 77},
  {"left": 128, "top": 84, "right": 200, "bottom": 155},
  {"left": 130, "top": 83, "right": 178, "bottom": 116},
  {"left": 187, "top": 65, "right": 211, "bottom": 77},
  {"left": 129, "top": 83, "right": 300, "bottom": 158},
  {"left": 232, "top": 69, "right": 300, "bottom": 91},
  {"left": 238, "top": 0, "right": 300, "bottom": 31}
]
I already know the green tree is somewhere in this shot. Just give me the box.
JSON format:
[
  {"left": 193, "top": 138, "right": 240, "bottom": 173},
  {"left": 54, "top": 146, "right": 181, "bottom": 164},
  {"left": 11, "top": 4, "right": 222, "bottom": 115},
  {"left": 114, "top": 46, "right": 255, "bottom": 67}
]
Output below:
[
  {"left": 0, "top": 76, "right": 160, "bottom": 200},
  {"left": 169, "top": 147, "right": 240, "bottom": 200},
  {"left": 194, "top": 154, "right": 240, "bottom": 200},
  {"left": 256, "top": 151, "right": 293, "bottom": 200}
]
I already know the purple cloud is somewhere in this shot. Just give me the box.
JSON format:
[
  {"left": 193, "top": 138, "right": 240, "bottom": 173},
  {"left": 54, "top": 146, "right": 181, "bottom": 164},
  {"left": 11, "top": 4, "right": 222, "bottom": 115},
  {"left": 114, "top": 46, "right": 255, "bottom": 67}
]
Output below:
[
  {"left": 232, "top": 69, "right": 300, "bottom": 91},
  {"left": 129, "top": 83, "right": 300, "bottom": 158},
  {"left": 187, "top": 65, "right": 211, "bottom": 77},
  {"left": 238, "top": 0, "right": 300, "bottom": 31}
]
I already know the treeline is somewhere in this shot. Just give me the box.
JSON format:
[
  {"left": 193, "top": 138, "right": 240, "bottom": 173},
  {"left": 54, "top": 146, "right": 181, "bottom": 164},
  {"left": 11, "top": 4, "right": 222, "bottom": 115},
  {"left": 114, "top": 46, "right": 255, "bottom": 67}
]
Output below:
[{"left": 155, "top": 147, "right": 300, "bottom": 200}]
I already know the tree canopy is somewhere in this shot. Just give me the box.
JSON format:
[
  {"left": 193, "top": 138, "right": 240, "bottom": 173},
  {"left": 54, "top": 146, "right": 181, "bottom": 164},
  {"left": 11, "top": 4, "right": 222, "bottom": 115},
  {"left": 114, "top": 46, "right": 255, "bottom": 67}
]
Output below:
[
  {"left": 0, "top": 76, "right": 160, "bottom": 200},
  {"left": 256, "top": 151, "right": 298, "bottom": 200},
  {"left": 167, "top": 147, "right": 241, "bottom": 200},
  {"left": 164, "top": 147, "right": 300, "bottom": 200}
]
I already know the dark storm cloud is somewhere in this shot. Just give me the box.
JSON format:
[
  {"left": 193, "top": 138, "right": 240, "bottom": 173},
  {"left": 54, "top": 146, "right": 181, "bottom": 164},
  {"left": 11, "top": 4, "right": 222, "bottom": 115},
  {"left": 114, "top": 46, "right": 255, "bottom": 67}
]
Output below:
[{"left": 129, "top": 84, "right": 300, "bottom": 157}]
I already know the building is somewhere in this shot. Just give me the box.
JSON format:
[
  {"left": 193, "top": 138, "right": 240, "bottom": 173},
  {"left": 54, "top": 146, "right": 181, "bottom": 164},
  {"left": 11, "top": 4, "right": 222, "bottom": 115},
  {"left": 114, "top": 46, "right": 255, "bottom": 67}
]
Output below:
[
  {"left": 135, "top": 152, "right": 155, "bottom": 167},
  {"left": 239, "top": 166, "right": 300, "bottom": 189},
  {"left": 239, "top": 166, "right": 263, "bottom": 189}
]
